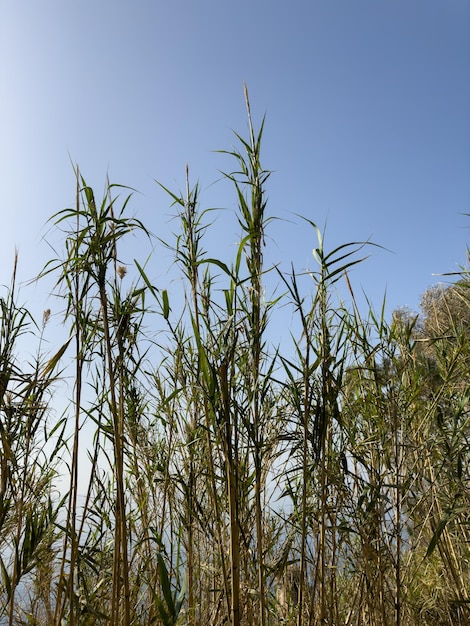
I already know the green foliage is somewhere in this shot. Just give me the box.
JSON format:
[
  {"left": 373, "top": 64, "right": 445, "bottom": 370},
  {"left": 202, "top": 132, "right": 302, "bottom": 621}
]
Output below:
[
  {"left": 0, "top": 95, "right": 469, "bottom": 626},
  {"left": 154, "top": 552, "right": 186, "bottom": 626}
]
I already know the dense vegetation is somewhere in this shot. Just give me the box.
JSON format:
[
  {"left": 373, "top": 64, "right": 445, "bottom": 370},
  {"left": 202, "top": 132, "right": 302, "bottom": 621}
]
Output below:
[{"left": 1, "top": 94, "right": 469, "bottom": 625}]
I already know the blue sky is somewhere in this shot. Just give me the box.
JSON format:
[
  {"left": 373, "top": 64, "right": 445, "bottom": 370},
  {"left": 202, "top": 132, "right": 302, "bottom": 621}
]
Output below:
[{"left": 1, "top": 1, "right": 469, "bottom": 329}]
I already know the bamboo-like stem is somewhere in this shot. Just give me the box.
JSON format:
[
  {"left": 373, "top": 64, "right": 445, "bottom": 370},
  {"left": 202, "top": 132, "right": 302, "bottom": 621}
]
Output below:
[
  {"left": 244, "top": 84, "right": 267, "bottom": 626},
  {"left": 172, "top": 167, "right": 232, "bottom": 624},
  {"left": 52, "top": 167, "right": 84, "bottom": 626},
  {"left": 185, "top": 168, "right": 196, "bottom": 626},
  {"left": 297, "top": 314, "right": 311, "bottom": 626},
  {"left": 6, "top": 256, "right": 21, "bottom": 626},
  {"left": 99, "top": 277, "right": 130, "bottom": 626},
  {"left": 394, "top": 402, "right": 402, "bottom": 626}
]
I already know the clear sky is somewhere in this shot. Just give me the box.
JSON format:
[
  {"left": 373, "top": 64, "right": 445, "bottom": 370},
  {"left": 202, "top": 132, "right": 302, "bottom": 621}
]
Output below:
[{"left": 1, "top": 1, "right": 469, "bottom": 328}]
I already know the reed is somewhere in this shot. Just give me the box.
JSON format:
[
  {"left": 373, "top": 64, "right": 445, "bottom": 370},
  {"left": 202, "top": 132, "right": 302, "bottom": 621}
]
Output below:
[{"left": 0, "top": 93, "right": 468, "bottom": 625}]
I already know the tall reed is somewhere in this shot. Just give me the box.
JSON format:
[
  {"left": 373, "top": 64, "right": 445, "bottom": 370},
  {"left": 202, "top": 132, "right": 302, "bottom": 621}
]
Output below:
[{"left": 1, "top": 92, "right": 469, "bottom": 626}]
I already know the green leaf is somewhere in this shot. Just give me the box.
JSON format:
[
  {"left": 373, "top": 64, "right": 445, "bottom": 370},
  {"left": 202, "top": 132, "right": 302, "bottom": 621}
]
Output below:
[
  {"left": 175, "top": 573, "right": 187, "bottom": 618},
  {"left": 426, "top": 511, "right": 452, "bottom": 558},
  {"left": 41, "top": 338, "right": 72, "bottom": 377},
  {"left": 154, "top": 596, "right": 171, "bottom": 626},
  {"left": 134, "top": 257, "right": 161, "bottom": 301},
  {"left": 162, "top": 289, "right": 170, "bottom": 320},
  {"left": 0, "top": 555, "right": 11, "bottom": 601},
  {"left": 157, "top": 552, "right": 175, "bottom": 619}
]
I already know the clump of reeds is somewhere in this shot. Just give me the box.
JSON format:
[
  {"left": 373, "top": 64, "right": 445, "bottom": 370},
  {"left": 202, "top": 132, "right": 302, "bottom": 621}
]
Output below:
[{"left": 0, "top": 91, "right": 469, "bottom": 626}]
